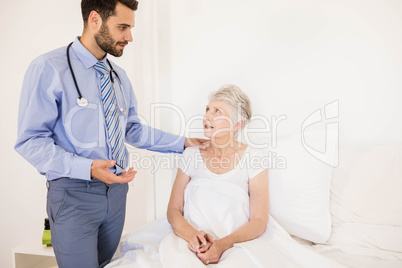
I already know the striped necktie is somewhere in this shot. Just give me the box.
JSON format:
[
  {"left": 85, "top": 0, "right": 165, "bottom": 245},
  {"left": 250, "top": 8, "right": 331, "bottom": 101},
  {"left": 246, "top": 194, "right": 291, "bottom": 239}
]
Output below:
[{"left": 94, "top": 61, "right": 126, "bottom": 168}]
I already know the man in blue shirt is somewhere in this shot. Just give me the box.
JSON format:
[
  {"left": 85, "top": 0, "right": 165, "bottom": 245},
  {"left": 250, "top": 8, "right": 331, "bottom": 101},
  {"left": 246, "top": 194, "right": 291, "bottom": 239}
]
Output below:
[{"left": 15, "top": 0, "right": 205, "bottom": 267}]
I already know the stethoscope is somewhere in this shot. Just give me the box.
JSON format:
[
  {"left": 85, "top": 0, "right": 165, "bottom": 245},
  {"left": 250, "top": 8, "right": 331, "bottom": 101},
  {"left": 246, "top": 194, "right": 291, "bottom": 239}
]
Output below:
[{"left": 67, "top": 42, "right": 128, "bottom": 114}]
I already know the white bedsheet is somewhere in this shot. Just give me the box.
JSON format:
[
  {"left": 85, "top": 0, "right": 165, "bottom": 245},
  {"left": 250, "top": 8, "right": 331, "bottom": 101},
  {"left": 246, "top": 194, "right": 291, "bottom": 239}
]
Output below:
[
  {"left": 107, "top": 221, "right": 402, "bottom": 268},
  {"left": 107, "top": 217, "right": 349, "bottom": 268},
  {"left": 107, "top": 178, "right": 345, "bottom": 267},
  {"left": 310, "top": 245, "right": 402, "bottom": 268}
]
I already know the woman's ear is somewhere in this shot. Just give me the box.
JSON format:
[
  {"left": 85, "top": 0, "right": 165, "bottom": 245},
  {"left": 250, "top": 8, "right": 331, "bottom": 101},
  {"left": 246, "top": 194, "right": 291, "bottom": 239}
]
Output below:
[{"left": 233, "top": 120, "right": 244, "bottom": 132}]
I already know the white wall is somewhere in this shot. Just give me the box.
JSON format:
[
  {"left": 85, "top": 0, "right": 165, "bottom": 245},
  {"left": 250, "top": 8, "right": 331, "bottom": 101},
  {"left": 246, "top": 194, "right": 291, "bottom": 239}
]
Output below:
[
  {"left": 1, "top": 0, "right": 402, "bottom": 267},
  {"left": 152, "top": 0, "right": 402, "bottom": 223},
  {"left": 156, "top": 0, "right": 402, "bottom": 149}
]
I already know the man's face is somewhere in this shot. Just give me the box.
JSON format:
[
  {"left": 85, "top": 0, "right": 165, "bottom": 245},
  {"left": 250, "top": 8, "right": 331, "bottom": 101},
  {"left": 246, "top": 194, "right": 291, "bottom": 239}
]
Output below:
[{"left": 94, "top": 2, "right": 135, "bottom": 57}]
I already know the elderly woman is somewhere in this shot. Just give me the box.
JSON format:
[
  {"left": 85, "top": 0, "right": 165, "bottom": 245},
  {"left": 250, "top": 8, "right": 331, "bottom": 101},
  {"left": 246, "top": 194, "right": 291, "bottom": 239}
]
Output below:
[{"left": 165, "top": 85, "right": 269, "bottom": 266}]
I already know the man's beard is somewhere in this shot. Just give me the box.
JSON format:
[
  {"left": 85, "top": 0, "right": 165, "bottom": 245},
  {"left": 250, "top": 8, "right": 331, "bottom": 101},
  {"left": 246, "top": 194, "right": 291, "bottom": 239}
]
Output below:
[{"left": 95, "top": 23, "right": 127, "bottom": 57}]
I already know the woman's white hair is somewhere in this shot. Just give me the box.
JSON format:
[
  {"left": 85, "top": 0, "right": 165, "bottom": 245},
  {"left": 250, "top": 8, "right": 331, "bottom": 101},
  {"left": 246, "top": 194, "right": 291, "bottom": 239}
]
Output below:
[{"left": 208, "top": 84, "right": 252, "bottom": 134}]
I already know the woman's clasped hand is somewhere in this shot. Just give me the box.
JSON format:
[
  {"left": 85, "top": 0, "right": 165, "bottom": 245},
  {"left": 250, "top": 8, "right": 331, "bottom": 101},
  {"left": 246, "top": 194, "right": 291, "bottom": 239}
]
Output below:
[{"left": 188, "top": 230, "right": 229, "bottom": 264}]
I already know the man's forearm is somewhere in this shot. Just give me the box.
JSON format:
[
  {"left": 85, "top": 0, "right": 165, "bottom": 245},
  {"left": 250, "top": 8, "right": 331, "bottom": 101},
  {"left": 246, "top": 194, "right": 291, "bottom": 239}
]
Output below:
[
  {"left": 125, "top": 122, "right": 185, "bottom": 153},
  {"left": 15, "top": 136, "right": 93, "bottom": 180}
]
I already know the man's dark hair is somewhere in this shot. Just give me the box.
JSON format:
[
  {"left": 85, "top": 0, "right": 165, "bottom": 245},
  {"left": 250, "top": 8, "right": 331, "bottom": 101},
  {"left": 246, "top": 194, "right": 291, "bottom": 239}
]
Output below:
[{"left": 81, "top": 0, "right": 139, "bottom": 27}]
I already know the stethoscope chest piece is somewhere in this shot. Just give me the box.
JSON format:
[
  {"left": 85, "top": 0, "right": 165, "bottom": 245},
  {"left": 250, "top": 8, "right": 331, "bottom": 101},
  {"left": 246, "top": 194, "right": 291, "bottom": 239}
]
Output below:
[{"left": 77, "top": 97, "right": 88, "bottom": 107}]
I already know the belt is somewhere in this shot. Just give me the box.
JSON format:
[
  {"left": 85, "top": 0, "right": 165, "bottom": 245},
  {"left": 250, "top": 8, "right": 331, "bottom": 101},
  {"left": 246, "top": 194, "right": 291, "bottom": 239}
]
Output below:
[{"left": 47, "top": 177, "right": 115, "bottom": 194}]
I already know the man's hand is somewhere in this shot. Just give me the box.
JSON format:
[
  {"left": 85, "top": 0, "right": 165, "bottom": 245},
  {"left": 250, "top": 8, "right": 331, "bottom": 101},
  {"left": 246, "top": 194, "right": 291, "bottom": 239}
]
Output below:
[
  {"left": 184, "top": 138, "right": 209, "bottom": 151},
  {"left": 91, "top": 159, "right": 137, "bottom": 184}
]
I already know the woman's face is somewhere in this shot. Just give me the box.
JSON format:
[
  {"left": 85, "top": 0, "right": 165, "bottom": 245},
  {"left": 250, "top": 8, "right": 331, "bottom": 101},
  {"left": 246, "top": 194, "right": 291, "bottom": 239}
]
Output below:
[{"left": 203, "top": 100, "right": 234, "bottom": 139}]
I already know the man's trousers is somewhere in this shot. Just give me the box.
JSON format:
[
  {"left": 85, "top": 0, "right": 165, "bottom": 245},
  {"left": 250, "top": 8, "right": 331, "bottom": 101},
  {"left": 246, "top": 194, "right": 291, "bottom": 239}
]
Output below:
[{"left": 47, "top": 178, "right": 128, "bottom": 268}]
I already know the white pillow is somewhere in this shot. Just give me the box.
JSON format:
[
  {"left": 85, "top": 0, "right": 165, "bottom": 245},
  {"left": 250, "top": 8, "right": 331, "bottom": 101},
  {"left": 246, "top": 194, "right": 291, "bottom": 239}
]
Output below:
[{"left": 267, "top": 127, "right": 338, "bottom": 244}]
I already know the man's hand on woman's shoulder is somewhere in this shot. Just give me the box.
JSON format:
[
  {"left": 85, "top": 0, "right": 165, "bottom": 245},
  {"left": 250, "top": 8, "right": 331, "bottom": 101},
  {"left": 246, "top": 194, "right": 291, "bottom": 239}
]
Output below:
[{"left": 184, "top": 138, "right": 209, "bottom": 150}]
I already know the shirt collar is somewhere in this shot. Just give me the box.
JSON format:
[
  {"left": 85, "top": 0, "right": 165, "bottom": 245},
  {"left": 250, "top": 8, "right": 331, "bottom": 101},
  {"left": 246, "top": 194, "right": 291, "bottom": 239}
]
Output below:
[{"left": 71, "top": 36, "right": 108, "bottom": 69}]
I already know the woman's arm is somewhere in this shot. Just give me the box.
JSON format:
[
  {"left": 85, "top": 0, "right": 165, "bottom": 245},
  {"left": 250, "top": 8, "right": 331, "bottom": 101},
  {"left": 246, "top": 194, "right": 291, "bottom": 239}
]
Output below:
[
  {"left": 197, "top": 169, "right": 269, "bottom": 264},
  {"left": 167, "top": 168, "right": 213, "bottom": 252}
]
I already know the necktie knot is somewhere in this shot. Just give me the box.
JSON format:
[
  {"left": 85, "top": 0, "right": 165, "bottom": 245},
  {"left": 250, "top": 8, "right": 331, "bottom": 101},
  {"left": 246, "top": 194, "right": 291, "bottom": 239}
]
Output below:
[{"left": 94, "top": 61, "right": 108, "bottom": 76}]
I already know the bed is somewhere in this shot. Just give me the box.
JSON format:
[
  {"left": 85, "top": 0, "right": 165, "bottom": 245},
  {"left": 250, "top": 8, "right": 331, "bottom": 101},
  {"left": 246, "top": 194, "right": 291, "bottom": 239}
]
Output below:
[{"left": 106, "top": 132, "right": 402, "bottom": 267}]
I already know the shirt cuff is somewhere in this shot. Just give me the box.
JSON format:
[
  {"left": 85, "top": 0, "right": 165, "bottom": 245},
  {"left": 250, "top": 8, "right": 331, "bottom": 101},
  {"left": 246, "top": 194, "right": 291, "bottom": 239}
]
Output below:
[{"left": 71, "top": 156, "right": 94, "bottom": 181}]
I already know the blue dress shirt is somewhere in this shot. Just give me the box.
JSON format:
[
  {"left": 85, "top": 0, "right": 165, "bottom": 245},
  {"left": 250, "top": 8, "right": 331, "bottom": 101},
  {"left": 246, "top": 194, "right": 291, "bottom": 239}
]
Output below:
[{"left": 15, "top": 37, "right": 185, "bottom": 181}]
